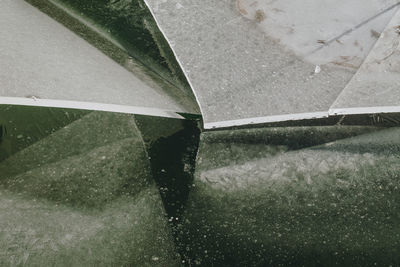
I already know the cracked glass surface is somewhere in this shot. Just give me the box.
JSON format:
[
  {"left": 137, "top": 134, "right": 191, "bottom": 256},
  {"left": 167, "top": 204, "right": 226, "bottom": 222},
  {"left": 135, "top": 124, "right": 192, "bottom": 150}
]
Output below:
[
  {"left": 331, "top": 8, "right": 400, "bottom": 115},
  {"left": 0, "top": 0, "right": 197, "bottom": 118},
  {"left": 144, "top": 0, "right": 399, "bottom": 128}
]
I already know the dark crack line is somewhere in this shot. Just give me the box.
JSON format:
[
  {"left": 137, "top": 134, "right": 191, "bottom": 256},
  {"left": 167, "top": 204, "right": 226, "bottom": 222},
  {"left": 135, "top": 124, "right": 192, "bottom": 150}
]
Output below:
[{"left": 309, "top": 2, "right": 400, "bottom": 55}]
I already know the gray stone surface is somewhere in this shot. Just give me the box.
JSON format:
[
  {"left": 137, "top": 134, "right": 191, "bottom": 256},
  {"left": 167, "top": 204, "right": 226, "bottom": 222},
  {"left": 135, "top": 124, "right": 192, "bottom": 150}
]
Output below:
[
  {"left": 0, "top": 0, "right": 193, "bottom": 118},
  {"left": 144, "top": 0, "right": 398, "bottom": 128},
  {"left": 331, "top": 8, "right": 400, "bottom": 115},
  {"left": 178, "top": 126, "right": 400, "bottom": 266}
]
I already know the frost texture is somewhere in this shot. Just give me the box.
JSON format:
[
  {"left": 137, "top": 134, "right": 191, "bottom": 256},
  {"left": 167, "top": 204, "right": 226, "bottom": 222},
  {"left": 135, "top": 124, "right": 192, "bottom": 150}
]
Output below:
[{"left": 178, "top": 126, "right": 400, "bottom": 266}]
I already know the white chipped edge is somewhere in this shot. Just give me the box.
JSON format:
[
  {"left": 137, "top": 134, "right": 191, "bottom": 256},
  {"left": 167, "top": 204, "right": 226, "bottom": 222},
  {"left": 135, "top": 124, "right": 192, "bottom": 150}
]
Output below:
[
  {"left": 206, "top": 106, "right": 400, "bottom": 129},
  {"left": 142, "top": 0, "right": 205, "bottom": 120},
  {"left": 0, "top": 97, "right": 185, "bottom": 119},
  {"left": 329, "top": 106, "right": 400, "bottom": 116},
  {"left": 204, "top": 111, "right": 328, "bottom": 129}
]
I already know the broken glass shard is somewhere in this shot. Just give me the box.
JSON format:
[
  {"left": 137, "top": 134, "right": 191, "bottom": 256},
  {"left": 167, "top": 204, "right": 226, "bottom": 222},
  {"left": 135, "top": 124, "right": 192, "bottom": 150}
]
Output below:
[
  {"left": 330, "top": 8, "right": 400, "bottom": 116},
  {"left": 144, "top": 0, "right": 399, "bottom": 128},
  {"left": 0, "top": 0, "right": 198, "bottom": 119}
]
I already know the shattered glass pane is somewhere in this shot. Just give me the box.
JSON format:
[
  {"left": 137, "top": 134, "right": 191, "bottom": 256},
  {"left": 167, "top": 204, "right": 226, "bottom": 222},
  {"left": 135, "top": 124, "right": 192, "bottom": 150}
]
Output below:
[
  {"left": 144, "top": 0, "right": 399, "bottom": 128},
  {"left": 0, "top": 0, "right": 198, "bottom": 118},
  {"left": 331, "top": 9, "right": 400, "bottom": 115}
]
